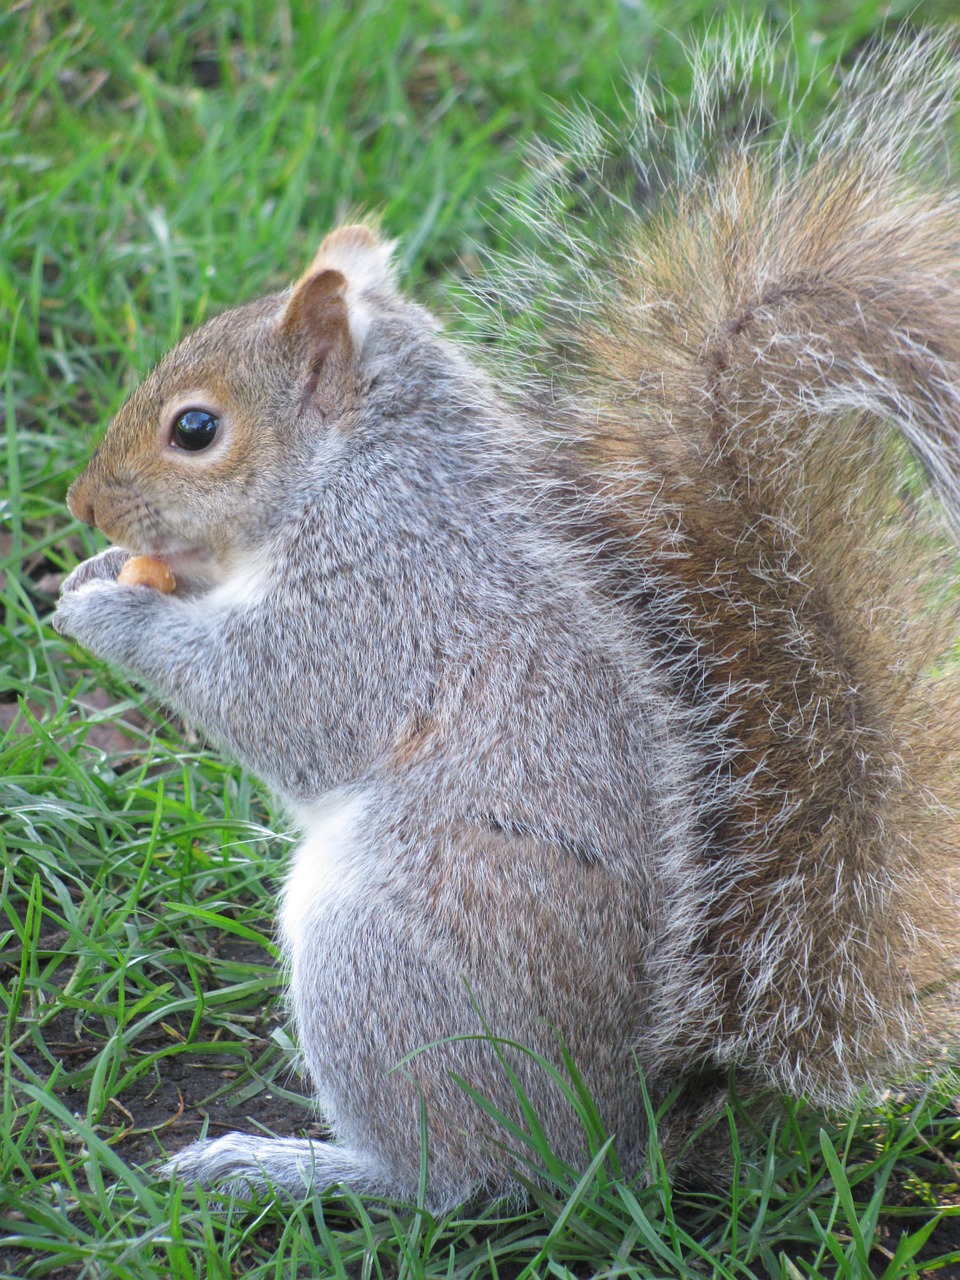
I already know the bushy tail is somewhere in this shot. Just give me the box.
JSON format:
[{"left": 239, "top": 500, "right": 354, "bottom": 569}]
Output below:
[{"left": 482, "top": 29, "right": 960, "bottom": 1105}]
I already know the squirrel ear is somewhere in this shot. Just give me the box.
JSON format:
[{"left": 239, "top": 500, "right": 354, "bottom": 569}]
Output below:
[
  {"left": 309, "top": 224, "right": 397, "bottom": 294},
  {"left": 280, "top": 266, "right": 350, "bottom": 368},
  {"left": 282, "top": 224, "right": 397, "bottom": 363}
]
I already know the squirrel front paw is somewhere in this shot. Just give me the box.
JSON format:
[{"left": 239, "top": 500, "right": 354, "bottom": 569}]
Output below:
[
  {"left": 51, "top": 566, "right": 174, "bottom": 666},
  {"left": 54, "top": 548, "right": 167, "bottom": 650},
  {"left": 51, "top": 576, "right": 123, "bottom": 646},
  {"left": 60, "top": 547, "right": 131, "bottom": 595}
]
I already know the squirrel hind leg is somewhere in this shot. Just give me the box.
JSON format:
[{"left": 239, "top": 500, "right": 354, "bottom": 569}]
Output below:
[{"left": 159, "top": 1134, "right": 403, "bottom": 1205}]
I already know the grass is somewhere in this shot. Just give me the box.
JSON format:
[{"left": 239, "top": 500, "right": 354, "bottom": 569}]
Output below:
[{"left": 2, "top": 0, "right": 960, "bottom": 1275}]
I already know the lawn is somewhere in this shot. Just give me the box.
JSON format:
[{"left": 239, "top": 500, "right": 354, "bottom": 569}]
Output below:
[{"left": 2, "top": 1, "right": 960, "bottom": 1276}]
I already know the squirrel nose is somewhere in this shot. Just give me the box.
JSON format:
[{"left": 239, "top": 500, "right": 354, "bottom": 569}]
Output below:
[{"left": 67, "top": 479, "right": 96, "bottom": 528}]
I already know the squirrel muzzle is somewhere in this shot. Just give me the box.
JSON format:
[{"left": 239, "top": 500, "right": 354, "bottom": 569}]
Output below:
[{"left": 67, "top": 470, "right": 98, "bottom": 529}]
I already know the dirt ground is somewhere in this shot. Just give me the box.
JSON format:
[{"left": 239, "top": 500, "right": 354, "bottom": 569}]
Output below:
[
  {"left": 0, "top": 935, "right": 327, "bottom": 1278},
  {"left": 4, "top": 928, "right": 322, "bottom": 1169}
]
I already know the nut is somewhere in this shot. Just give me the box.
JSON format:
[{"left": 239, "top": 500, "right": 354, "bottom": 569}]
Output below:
[{"left": 117, "top": 555, "right": 176, "bottom": 593}]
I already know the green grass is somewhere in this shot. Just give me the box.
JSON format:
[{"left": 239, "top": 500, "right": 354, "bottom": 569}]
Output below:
[{"left": 3, "top": 1, "right": 960, "bottom": 1275}]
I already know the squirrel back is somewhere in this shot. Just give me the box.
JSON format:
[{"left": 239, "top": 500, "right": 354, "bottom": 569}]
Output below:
[{"left": 477, "top": 30, "right": 960, "bottom": 1105}]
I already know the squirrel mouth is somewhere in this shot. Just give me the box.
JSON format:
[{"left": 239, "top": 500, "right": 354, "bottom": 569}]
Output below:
[{"left": 132, "top": 545, "right": 217, "bottom": 585}]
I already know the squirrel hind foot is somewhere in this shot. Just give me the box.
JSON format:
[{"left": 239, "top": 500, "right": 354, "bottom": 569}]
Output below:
[
  {"left": 159, "top": 1133, "right": 481, "bottom": 1210},
  {"left": 160, "top": 1133, "right": 391, "bottom": 1203}
]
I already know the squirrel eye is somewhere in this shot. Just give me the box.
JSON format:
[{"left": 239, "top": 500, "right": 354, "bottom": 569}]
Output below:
[{"left": 171, "top": 409, "right": 219, "bottom": 451}]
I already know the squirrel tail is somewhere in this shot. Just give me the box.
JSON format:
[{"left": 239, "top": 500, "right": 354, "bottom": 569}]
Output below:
[{"left": 481, "top": 29, "right": 960, "bottom": 1105}]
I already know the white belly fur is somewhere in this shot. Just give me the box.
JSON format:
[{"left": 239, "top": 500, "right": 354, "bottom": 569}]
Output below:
[{"left": 279, "top": 791, "right": 370, "bottom": 961}]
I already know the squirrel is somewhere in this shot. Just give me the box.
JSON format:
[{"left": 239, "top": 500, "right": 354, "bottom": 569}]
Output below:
[{"left": 53, "top": 32, "right": 960, "bottom": 1210}]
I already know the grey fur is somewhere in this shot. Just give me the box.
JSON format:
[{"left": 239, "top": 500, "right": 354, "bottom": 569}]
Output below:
[{"left": 54, "top": 314, "right": 710, "bottom": 1207}]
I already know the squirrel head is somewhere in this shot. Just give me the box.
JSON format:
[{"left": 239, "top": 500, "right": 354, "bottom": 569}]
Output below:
[{"left": 67, "top": 224, "right": 398, "bottom": 582}]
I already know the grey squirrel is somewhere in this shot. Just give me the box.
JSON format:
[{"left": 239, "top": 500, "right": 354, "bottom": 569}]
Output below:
[{"left": 53, "top": 33, "right": 960, "bottom": 1209}]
